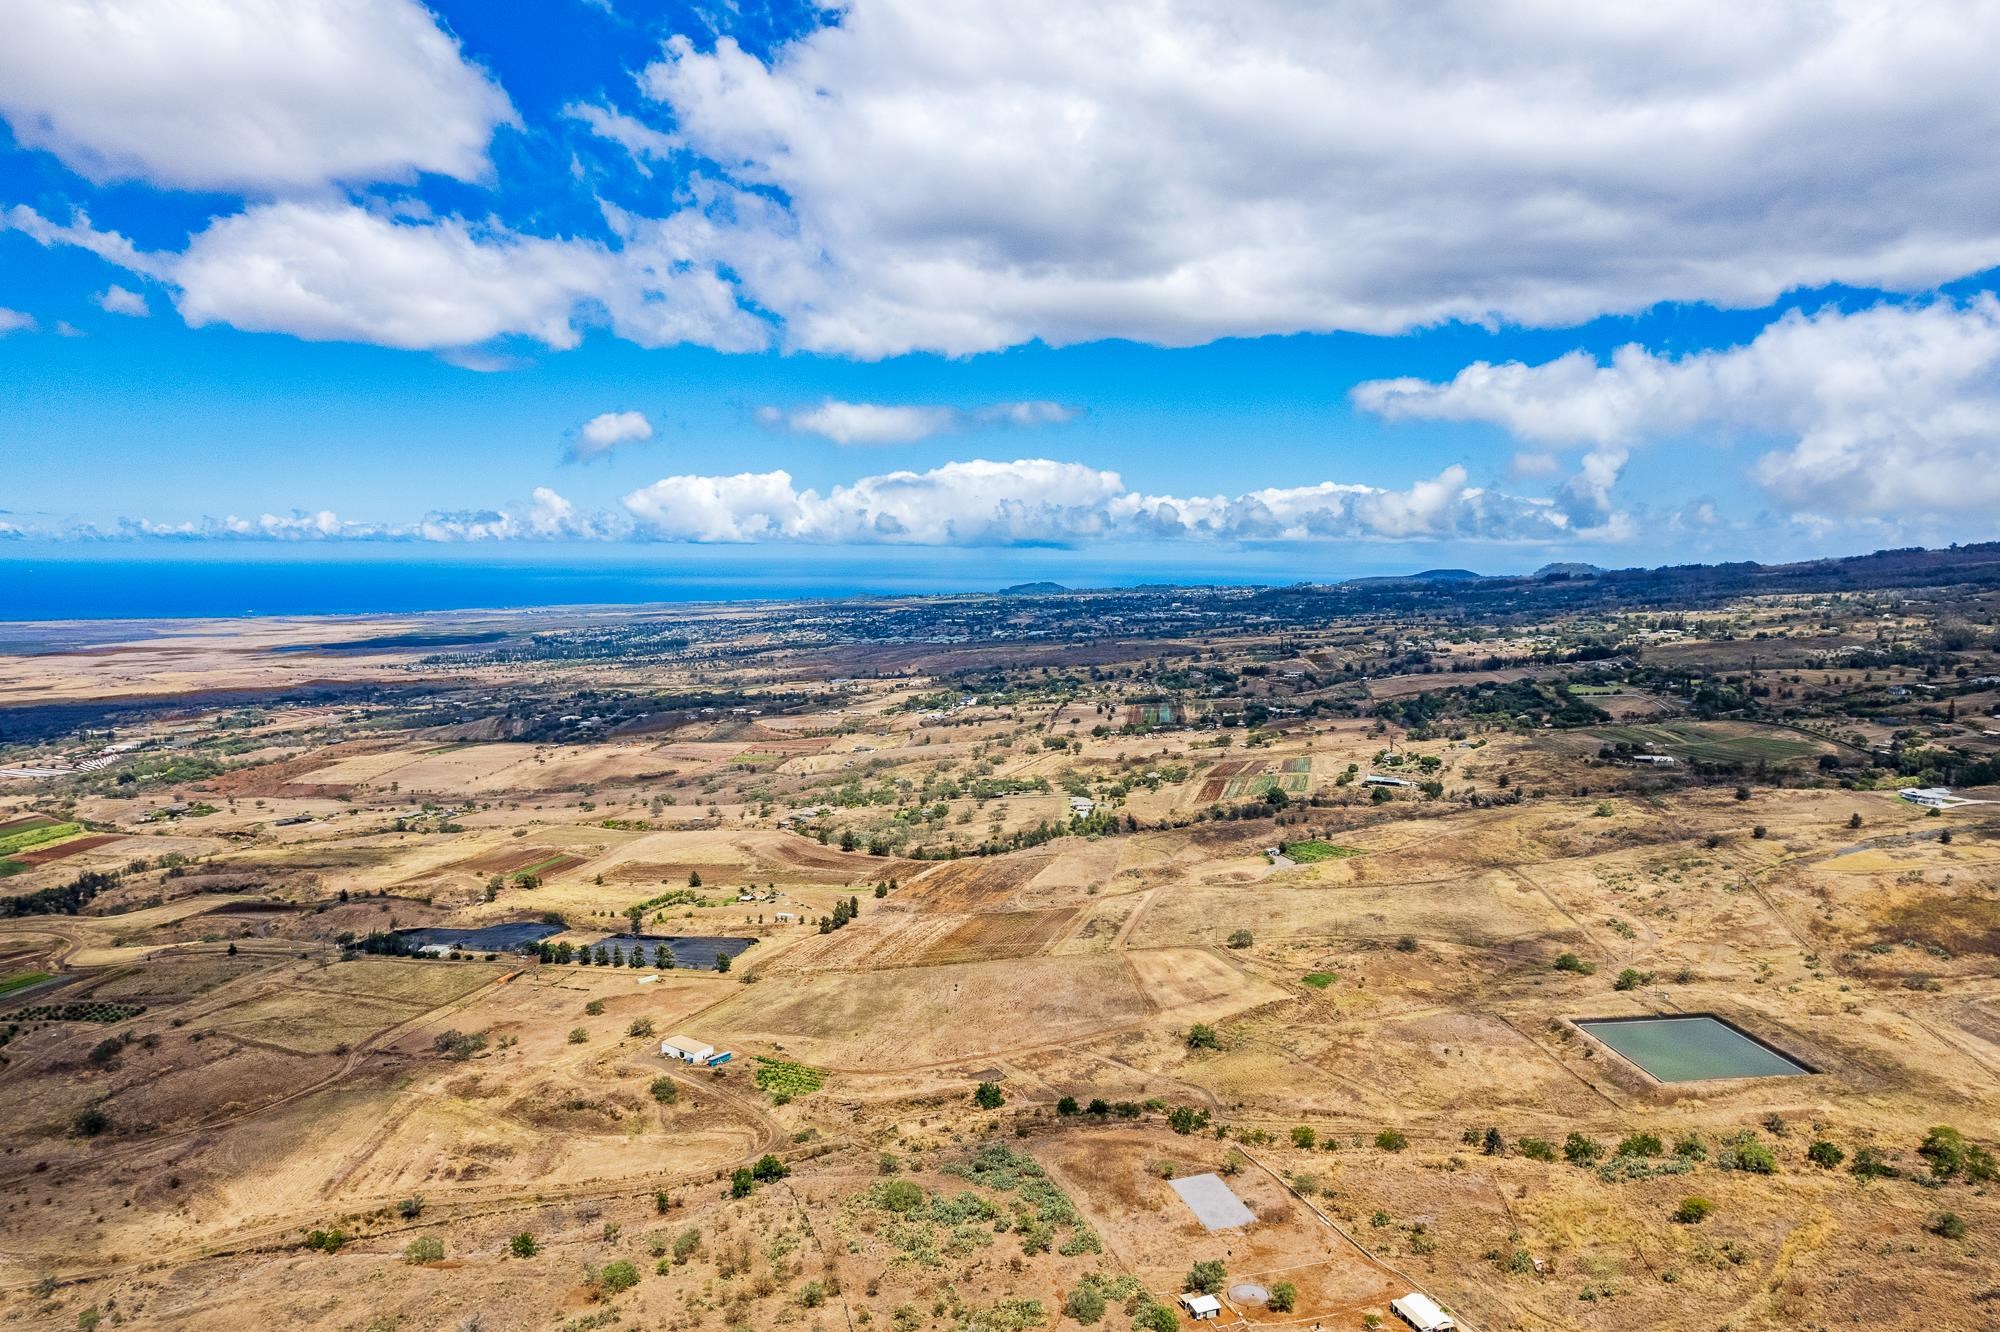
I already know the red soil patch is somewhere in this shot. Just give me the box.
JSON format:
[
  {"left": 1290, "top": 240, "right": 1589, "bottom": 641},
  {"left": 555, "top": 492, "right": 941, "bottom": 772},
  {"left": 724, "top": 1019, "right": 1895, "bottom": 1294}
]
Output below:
[{"left": 16, "top": 834, "right": 123, "bottom": 864}]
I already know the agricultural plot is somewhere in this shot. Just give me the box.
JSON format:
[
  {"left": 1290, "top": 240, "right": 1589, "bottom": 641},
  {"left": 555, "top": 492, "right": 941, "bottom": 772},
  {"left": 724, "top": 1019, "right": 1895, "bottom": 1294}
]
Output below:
[
  {"left": 1588, "top": 720, "right": 1830, "bottom": 764},
  {"left": 753, "top": 1056, "right": 826, "bottom": 1099}
]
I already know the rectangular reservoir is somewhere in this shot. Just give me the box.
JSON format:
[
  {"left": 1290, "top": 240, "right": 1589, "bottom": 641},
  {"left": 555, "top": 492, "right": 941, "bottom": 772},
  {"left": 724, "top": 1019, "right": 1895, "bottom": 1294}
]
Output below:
[{"left": 1575, "top": 1015, "right": 1812, "bottom": 1082}]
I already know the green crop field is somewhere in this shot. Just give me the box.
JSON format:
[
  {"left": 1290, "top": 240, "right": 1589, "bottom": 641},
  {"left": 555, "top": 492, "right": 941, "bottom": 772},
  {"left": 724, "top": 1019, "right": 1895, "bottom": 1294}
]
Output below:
[
  {"left": 0, "top": 972, "right": 53, "bottom": 996},
  {"left": 1282, "top": 840, "right": 1361, "bottom": 862},
  {"left": 0, "top": 822, "right": 81, "bottom": 858},
  {"left": 1301, "top": 971, "right": 1336, "bottom": 989},
  {"left": 753, "top": 1056, "right": 827, "bottom": 1100},
  {"left": 1589, "top": 722, "right": 1823, "bottom": 764}
]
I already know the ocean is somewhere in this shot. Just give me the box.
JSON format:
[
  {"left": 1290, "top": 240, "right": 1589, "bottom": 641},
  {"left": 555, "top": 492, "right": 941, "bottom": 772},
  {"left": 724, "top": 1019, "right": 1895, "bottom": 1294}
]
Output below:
[{"left": 0, "top": 544, "right": 1378, "bottom": 621}]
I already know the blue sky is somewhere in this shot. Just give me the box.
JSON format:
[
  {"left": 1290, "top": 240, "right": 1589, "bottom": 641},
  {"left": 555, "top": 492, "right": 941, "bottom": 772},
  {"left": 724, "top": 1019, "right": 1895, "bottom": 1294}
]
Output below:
[{"left": 3, "top": 1, "right": 1999, "bottom": 575}]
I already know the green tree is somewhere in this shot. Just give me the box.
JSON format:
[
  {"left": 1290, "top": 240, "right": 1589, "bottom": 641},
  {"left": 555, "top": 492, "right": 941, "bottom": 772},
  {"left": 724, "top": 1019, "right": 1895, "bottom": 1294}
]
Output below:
[
  {"left": 1185, "top": 1259, "right": 1227, "bottom": 1294},
  {"left": 1375, "top": 1129, "right": 1408, "bottom": 1152},
  {"left": 1563, "top": 1132, "right": 1603, "bottom": 1166},
  {"left": 974, "top": 1081, "right": 1005, "bottom": 1109},
  {"left": 1167, "top": 1105, "right": 1211, "bottom": 1135},
  {"left": 1807, "top": 1139, "right": 1845, "bottom": 1169},
  {"left": 649, "top": 1076, "right": 679, "bottom": 1105},
  {"left": 713, "top": 952, "right": 731, "bottom": 973},
  {"left": 1062, "top": 1283, "right": 1107, "bottom": 1325},
  {"left": 752, "top": 1154, "right": 789, "bottom": 1182},
  {"left": 1056, "top": 1095, "right": 1080, "bottom": 1116},
  {"left": 1291, "top": 1125, "right": 1316, "bottom": 1149},
  {"left": 730, "top": 1167, "right": 755, "bottom": 1198},
  {"left": 1268, "top": 1281, "right": 1297, "bottom": 1312},
  {"left": 1186, "top": 1022, "right": 1221, "bottom": 1051}
]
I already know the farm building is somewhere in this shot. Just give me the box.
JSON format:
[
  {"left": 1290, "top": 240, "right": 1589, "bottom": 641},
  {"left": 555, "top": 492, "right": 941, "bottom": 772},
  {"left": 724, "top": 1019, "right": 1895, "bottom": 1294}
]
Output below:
[
  {"left": 1630, "top": 753, "right": 1678, "bottom": 765},
  {"left": 659, "top": 1035, "right": 715, "bottom": 1064},
  {"left": 1363, "top": 774, "right": 1415, "bottom": 788},
  {"left": 1177, "top": 1293, "right": 1221, "bottom": 1320},
  {"left": 1391, "top": 1291, "right": 1456, "bottom": 1330},
  {"left": 1898, "top": 786, "right": 1959, "bottom": 808}
]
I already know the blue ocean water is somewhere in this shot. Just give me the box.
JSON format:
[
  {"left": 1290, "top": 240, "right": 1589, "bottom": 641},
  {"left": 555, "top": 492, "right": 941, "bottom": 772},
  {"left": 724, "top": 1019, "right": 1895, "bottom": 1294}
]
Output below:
[{"left": 0, "top": 544, "right": 1385, "bottom": 621}]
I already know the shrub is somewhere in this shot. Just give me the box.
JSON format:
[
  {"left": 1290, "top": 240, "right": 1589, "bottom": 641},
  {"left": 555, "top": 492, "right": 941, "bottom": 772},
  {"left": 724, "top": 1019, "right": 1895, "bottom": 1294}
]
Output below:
[
  {"left": 1062, "top": 1283, "right": 1107, "bottom": 1325},
  {"left": 1717, "top": 1130, "right": 1776, "bottom": 1174},
  {"left": 974, "top": 1081, "right": 1005, "bottom": 1109},
  {"left": 1186, "top": 1023, "right": 1221, "bottom": 1051},
  {"left": 1613, "top": 967, "right": 1652, "bottom": 991},
  {"left": 397, "top": 1195, "right": 425, "bottom": 1219},
  {"left": 1268, "top": 1281, "right": 1297, "bottom": 1312},
  {"left": 1291, "top": 1126, "right": 1316, "bottom": 1149},
  {"left": 1563, "top": 1133, "right": 1603, "bottom": 1166},
  {"left": 1807, "top": 1139, "right": 1845, "bottom": 1169},
  {"left": 510, "top": 1232, "right": 538, "bottom": 1258},
  {"left": 584, "top": 999, "right": 605, "bottom": 1016},
  {"left": 1483, "top": 1126, "right": 1505, "bottom": 1156},
  {"left": 878, "top": 1179, "right": 924, "bottom": 1213},
  {"left": 1518, "top": 1137, "right": 1556, "bottom": 1162},
  {"left": 1056, "top": 1096, "right": 1079, "bottom": 1116},
  {"left": 1167, "top": 1106, "right": 1210, "bottom": 1135},
  {"left": 1617, "top": 1132, "right": 1664, "bottom": 1159},
  {"left": 1226, "top": 929, "right": 1253, "bottom": 949},
  {"left": 650, "top": 1076, "right": 679, "bottom": 1105},
  {"left": 752, "top": 1153, "right": 789, "bottom": 1182},
  {"left": 730, "top": 1167, "right": 755, "bottom": 1198},
  {"left": 1395, "top": 935, "right": 1419, "bottom": 953},
  {"left": 1672, "top": 1197, "right": 1712, "bottom": 1225},
  {"left": 1376, "top": 1129, "right": 1408, "bottom": 1152},
  {"left": 1553, "top": 952, "right": 1595, "bottom": 975},
  {"left": 1929, "top": 1211, "right": 1968, "bottom": 1240},
  {"left": 1185, "top": 1258, "right": 1227, "bottom": 1294},
  {"left": 1850, "top": 1146, "right": 1896, "bottom": 1180},
  {"left": 403, "top": 1235, "right": 445, "bottom": 1264},
  {"left": 592, "top": 1259, "right": 640, "bottom": 1296},
  {"left": 627, "top": 1017, "right": 655, "bottom": 1038},
  {"left": 672, "top": 1228, "right": 701, "bottom": 1264},
  {"left": 567, "top": 1027, "right": 588, "bottom": 1044},
  {"left": 1918, "top": 1126, "right": 1997, "bottom": 1182}
]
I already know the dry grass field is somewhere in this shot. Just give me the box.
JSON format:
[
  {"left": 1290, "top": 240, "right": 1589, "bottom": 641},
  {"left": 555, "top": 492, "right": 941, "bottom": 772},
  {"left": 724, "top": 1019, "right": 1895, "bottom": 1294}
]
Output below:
[{"left": 1, "top": 585, "right": 1997, "bottom": 1332}]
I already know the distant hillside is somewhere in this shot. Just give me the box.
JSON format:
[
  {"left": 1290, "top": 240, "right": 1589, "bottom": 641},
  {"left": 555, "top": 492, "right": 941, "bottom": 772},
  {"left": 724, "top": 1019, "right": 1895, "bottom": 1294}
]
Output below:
[
  {"left": 1259, "top": 542, "right": 2000, "bottom": 617},
  {"left": 999, "top": 581, "right": 1068, "bottom": 595}
]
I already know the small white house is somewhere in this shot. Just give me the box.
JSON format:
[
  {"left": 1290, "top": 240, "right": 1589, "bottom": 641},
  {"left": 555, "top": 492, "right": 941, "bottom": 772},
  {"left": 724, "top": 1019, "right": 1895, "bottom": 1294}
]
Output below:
[
  {"left": 1177, "top": 1293, "right": 1221, "bottom": 1321},
  {"left": 659, "top": 1035, "right": 715, "bottom": 1064},
  {"left": 1631, "top": 754, "right": 1678, "bottom": 766},
  {"left": 1391, "top": 1291, "right": 1456, "bottom": 1331},
  {"left": 1899, "top": 787, "right": 1957, "bottom": 808},
  {"left": 1364, "top": 773, "right": 1416, "bottom": 788},
  {"left": 774, "top": 911, "right": 798, "bottom": 923}
]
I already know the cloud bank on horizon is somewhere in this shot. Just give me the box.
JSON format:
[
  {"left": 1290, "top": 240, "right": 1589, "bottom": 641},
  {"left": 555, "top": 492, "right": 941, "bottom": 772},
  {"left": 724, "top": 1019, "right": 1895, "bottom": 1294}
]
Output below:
[{"left": 3, "top": 0, "right": 1998, "bottom": 553}]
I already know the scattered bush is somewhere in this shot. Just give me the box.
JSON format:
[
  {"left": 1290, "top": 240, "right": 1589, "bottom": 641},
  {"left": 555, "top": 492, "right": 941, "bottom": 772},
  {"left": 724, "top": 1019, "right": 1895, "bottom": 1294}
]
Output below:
[
  {"left": 1553, "top": 952, "right": 1596, "bottom": 975},
  {"left": 403, "top": 1235, "right": 444, "bottom": 1264},
  {"left": 1268, "top": 1281, "right": 1297, "bottom": 1312},
  {"left": 1186, "top": 1022, "right": 1221, "bottom": 1051},
  {"left": 510, "top": 1232, "right": 538, "bottom": 1257},
  {"left": 1929, "top": 1211, "right": 1968, "bottom": 1240},
  {"left": 1672, "top": 1197, "right": 1712, "bottom": 1224},
  {"left": 1563, "top": 1133, "right": 1603, "bottom": 1166},
  {"left": 1185, "top": 1259, "right": 1227, "bottom": 1294},
  {"left": 1518, "top": 1137, "right": 1556, "bottom": 1162},
  {"left": 1807, "top": 1139, "right": 1845, "bottom": 1169},
  {"left": 591, "top": 1259, "right": 640, "bottom": 1297},
  {"left": 1376, "top": 1129, "right": 1409, "bottom": 1152},
  {"left": 974, "top": 1081, "right": 1005, "bottom": 1109}
]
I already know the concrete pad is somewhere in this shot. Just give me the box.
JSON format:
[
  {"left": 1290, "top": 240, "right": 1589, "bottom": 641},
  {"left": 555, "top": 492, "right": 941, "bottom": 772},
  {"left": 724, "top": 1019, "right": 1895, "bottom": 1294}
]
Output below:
[{"left": 1170, "top": 1172, "right": 1256, "bottom": 1230}]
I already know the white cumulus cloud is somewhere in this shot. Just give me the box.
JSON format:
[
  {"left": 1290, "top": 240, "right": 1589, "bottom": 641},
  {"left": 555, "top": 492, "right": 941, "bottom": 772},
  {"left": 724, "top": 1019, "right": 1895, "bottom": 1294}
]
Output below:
[
  {"left": 578, "top": 1, "right": 2000, "bottom": 356},
  {"left": 567, "top": 410, "right": 655, "bottom": 462},
  {"left": 0, "top": 0, "right": 516, "bottom": 192},
  {"left": 1353, "top": 296, "right": 2000, "bottom": 517},
  {"left": 620, "top": 458, "right": 1587, "bottom": 545},
  {"left": 763, "top": 399, "right": 1080, "bottom": 444},
  {"left": 0, "top": 308, "right": 34, "bottom": 335},
  {"left": 95, "top": 285, "right": 149, "bottom": 317}
]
